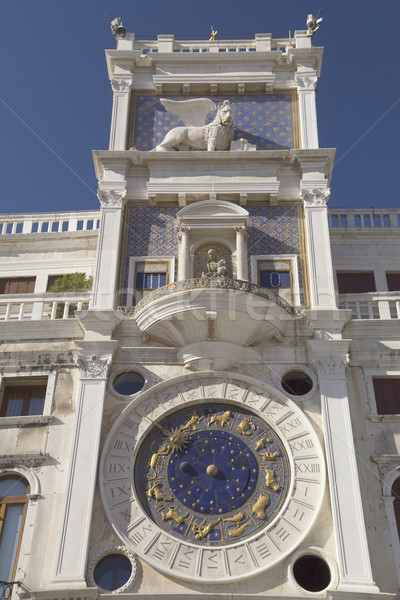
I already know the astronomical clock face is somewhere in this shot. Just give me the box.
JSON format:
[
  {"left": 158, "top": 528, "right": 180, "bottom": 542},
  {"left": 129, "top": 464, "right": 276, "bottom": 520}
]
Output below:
[{"left": 100, "top": 374, "right": 325, "bottom": 583}]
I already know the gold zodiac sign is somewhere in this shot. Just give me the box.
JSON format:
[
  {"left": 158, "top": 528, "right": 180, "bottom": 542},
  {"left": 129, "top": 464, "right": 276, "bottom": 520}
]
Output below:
[
  {"left": 161, "top": 506, "right": 189, "bottom": 525},
  {"left": 193, "top": 517, "right": 220, "bottom": 540},
  {"left": 224, "top": 512, "right": 245, "bottom": 523},
  {"left": 260, "top": 449, "right": 280, "bottom": 461},
  {"left": 147, "top": 443, "right": 171, "bottom": 479},
  {"left": 180, "top": 412, "right": 202, "bottom": 432},
  {"left": 262, "top": 467, "right": 281, "bottom": 491},
  {"left": 209, "top": 26, "right": 218, "bottom": 41},
  {"left": 255, "top": 437, "right": 273, "bottom": 451},
  {"left": 236, "top": 417, "right": 256, "bottom": 436},
  {"left": 208, "top": 410, "right": 231, "bottom": 427},
  {"left": 223, "top": 512, "right": 250, "bottom": 537},
  {"left": 249, "top": 493, "right": 270, "bottom": 520},
  {"left": 227, "top": 521, "right": 250, "bottom": 537},
  {"left": 146, "top": 482, "right": 173, "bottom": 505}
]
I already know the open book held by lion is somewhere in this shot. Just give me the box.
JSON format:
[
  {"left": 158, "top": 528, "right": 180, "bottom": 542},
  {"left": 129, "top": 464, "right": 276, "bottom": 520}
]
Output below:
[{"left": 154, "top": 98, "right": 235, "bottom": 151}]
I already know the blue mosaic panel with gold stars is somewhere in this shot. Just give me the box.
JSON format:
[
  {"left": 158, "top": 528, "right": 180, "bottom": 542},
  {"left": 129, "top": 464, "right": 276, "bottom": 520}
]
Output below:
[
  {"left": 132, "top": 94, "right": 298, "bottom": 151},
  {"left": 134, "top": 403, "right": 290, "bottom": 547},
  {"left": 122, "top": 205, "right": 179, "bottom": 300},
  {"left": 122, "top": 203, "right": 305, "bottom": 305},
  {"left": 247, "top": 204, "right": 305, "bottom": 304}
]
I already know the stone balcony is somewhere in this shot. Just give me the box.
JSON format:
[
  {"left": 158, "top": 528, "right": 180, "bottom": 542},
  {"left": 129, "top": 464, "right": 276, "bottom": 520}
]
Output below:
[{"left": 120, "top": 277, "right": 302, "bottom": 368}]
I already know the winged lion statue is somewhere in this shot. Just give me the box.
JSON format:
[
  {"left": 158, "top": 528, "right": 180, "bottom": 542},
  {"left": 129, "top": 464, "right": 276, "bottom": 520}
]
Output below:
[{"left": 154, "top": 98, "right": 235, "bottom": 151}]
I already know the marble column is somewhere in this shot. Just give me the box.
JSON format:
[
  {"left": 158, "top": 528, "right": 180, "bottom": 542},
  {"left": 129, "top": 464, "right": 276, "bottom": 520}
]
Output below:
[
  {"left": 235, "top": 226, "right": 248, "bottom": 281},
  {"left": 309, "top": 340, "right": 379, "bottom": 593},
  {"left": 91, "top": 188, "right": 127, "bottom": 311},
  {"left": 296, "top": 72, "right": 319, "bottom": 149},
  {"left": 178, "top": 226, "right": 190, "bottom": 281},
  {"left": 50, "top": 342, "right": 117, "bottom": 589},
  {"left": 109, "top": 77, "right": 132, "bottom": 151},
  {"left": 301, "top": 187, "right": 336, "bottom": 309}
]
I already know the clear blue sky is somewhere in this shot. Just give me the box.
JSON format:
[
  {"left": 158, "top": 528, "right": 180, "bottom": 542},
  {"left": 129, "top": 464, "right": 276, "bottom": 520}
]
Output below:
[{"left": 1, "top": 0, "right": 399, "bottom": 213}]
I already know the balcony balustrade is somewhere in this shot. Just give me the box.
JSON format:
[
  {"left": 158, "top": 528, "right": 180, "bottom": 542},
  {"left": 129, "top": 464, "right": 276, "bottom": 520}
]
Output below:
[
  {"left": 128, "top": 33, "right": 300, "bottom": 56},
  {"left": 0, "top": 211, "right": 100, "bottom": 236},
  {"left": 0, "top": 292, "right": 92, "bottom": 321},
  {"left": 339, "top": 292, "right": 400, "bottom": 320},
  {"left": 329, "top": 208, "right": 400, "bottom": 230}
]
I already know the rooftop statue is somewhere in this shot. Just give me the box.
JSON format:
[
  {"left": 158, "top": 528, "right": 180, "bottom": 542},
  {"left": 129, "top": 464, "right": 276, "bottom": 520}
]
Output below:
[{"left": 154, "top": 98, "right": 235, "bottom": 152}]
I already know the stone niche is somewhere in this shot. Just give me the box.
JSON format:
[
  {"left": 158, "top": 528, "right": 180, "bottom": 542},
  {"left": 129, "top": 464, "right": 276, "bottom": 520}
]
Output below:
[{"left": 193, "top": 242, "right": 233, "bottom": 278}]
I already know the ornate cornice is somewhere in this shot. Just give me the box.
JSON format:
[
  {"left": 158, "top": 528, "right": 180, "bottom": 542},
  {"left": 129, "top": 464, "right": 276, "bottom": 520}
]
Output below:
[
  {"left": 0, "top": 453, "right": 49, "bottom": 469},
  {"left": 300, "top": 187, "right": 331, "bottom": 206},
  {"left": 97, "top": 188, "right": 127, "bottom": 209}
]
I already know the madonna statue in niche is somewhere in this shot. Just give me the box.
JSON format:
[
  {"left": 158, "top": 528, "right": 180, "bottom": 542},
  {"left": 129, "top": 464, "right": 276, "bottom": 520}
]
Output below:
[{"left": 196, "top": 245, "right": 232, "bottom": 278}]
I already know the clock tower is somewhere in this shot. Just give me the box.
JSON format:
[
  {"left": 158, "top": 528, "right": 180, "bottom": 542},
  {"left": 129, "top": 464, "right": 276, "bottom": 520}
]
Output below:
[{"left": 43, "top": 20, "right": 392, "bottom": 600}]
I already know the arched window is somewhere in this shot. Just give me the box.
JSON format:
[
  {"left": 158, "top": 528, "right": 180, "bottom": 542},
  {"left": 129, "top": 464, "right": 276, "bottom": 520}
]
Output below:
[
  {"left": 392, "top": 477, "right": 400, "bottom": 539},
  {"left": 0, "top": 476, "right": 29, "bottom": 590}
]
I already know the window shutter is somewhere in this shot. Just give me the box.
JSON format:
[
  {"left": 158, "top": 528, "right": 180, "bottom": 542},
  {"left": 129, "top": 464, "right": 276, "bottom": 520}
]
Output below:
[
  {"left": 337, "top": 272, "right": 376, "bottom": 294},
  {"left": 373, "top": 379, "right": 400, "bottom": 414}
]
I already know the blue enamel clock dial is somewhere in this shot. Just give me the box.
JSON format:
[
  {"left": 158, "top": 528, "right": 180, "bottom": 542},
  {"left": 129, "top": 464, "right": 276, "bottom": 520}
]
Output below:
[
  {"left": 134, "top": 403, "right": 290, "bottom": 546},
  {"left": 168, "top": 429, "right": 258, "bottom": 514}
]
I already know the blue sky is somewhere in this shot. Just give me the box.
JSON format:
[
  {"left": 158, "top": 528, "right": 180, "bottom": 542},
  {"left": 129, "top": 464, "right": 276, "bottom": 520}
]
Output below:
[{"left": 1, "top": 0, "right": 399, "bottom": 213}]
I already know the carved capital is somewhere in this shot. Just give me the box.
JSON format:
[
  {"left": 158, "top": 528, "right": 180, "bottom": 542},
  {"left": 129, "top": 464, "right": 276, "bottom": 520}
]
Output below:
[
  {"left": 312, "top": 354, "right": 349, "bottom": 378},
  {"left": 300, "top": 187, "right": 331, "bottom": 207},
  {"left": 111, "top": 77, "right": 132, "bottom": 93},
  {"left": 77, "top": 352, "right": 112, "bottom": 380},
  {"left": 270, "top": 193, "right": 278, "bottom": 206},
  {"left": 296, "top": 74, "right": 318, "bottom": 90},
  {"left": 97, "top": 188, "right": 127, "bottom": 208},
  {"left": 178, "top": 192, "right": 187, "bottom": 207}
]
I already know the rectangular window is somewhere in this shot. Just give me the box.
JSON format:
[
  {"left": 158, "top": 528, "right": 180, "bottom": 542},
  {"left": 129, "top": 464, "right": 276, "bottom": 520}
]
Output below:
[
  {"left": 0, "top": 386, "right": 46, "bottom": 417},
  {"left": 135, "top": 272, "right": 167, "bottom": 290},
  {"left": 259, "top": 270, "right": 291, "bottom": 289},
  {"left": 373, "top": 378, "right": 400, "bottom": 414},
  {"left": 126, "top": 256, "right": 175, "bottom": 306},
  {"left": 336, "top": 272, "right": 376, "bottom": 294},
  {"left": 386, "top": 273, "right": 400, "bottom": 292},
  {"left": 0, "top": 277, "right": 36, "bottom": 295}
]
